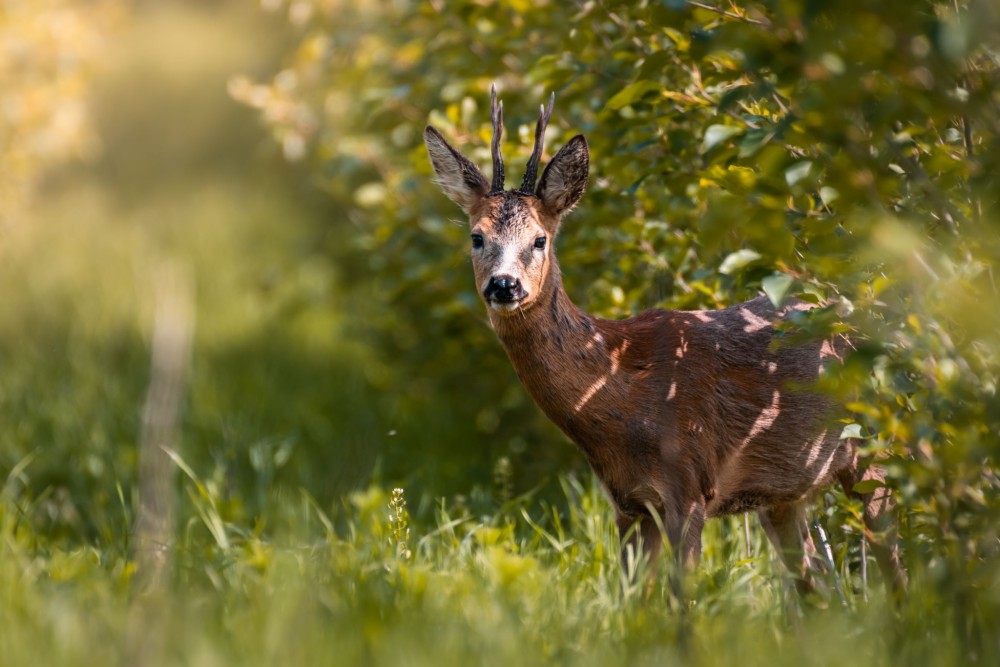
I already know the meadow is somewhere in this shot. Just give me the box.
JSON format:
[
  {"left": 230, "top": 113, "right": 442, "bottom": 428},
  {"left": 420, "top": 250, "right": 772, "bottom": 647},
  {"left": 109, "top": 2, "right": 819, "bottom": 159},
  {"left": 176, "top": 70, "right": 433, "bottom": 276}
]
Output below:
[{"left": 2, "top": 1, "right": 998, "bottom": 665}]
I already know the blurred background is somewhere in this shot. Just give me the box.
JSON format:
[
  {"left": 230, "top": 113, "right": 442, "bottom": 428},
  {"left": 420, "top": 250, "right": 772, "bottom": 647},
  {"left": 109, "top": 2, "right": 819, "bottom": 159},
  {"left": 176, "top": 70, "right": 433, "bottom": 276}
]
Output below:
[
  {"left": 2, "top": 0, "right": 580, "bottom": 546},
  {"left": 2, "top": 1, "right": 999, "bottom": 641}
]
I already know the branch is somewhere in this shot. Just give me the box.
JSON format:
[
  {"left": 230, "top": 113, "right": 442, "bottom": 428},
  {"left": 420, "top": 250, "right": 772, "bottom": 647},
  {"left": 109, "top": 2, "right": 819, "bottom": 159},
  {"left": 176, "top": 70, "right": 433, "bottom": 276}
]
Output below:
[
  {"left": 686, "top": 1, "right": 770, "bottom": 27},
  {"left": 598, "top": 1, "right": 652, "bottom": 54}
]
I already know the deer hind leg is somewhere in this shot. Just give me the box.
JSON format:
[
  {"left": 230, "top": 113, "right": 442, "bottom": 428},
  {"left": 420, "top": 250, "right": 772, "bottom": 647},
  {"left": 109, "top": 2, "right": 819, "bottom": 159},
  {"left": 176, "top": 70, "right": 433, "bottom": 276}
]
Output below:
[
  {"left": 837, "top": 463, "right": 908, "bottom": 597},
  {"left": 758, "top": 501, "right": 825, "bottom": 597}
]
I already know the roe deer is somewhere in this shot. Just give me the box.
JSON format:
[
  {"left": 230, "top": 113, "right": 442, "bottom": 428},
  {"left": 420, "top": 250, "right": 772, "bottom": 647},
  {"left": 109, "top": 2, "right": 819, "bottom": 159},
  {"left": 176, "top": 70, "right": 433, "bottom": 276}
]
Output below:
[{"left": 424, "top": 87, "right": 906, "bottom": 597}]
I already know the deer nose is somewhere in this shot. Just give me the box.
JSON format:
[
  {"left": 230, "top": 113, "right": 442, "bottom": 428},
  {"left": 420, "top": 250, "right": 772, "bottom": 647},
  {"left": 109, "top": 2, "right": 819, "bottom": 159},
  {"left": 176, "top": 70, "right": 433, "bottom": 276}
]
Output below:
[{"left": 484, "top": 274, "right": 524, "bottom": 303}]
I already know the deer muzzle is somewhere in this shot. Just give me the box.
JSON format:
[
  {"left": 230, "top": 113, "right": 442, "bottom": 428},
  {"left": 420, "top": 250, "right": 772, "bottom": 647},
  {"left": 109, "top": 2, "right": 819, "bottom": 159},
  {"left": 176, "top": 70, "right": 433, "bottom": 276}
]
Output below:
[{"left": 484, "top": 274, "right": 527, "bottom": 308}]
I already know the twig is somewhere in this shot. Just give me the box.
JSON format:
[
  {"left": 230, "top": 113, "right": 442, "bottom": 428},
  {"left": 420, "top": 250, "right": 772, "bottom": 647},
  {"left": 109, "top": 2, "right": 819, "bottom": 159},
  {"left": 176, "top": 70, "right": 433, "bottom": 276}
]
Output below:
[
  {"left": 600, "top": 2, "right": 651, "bottom": 54},
  {"left": 686, "top": 1, "right": 770, "bottom": 26},
  {"left": 814, "top": 521, "right": 848, "bottom": 607},
  {"left": 962, "top": 115, "right": 974, "bottom": 158},
  {"left": 743, "top": 513, "right": 753, "bottom": 558},
  {"left": 860, "top": 535, "right": 869, "bottom": 603}
]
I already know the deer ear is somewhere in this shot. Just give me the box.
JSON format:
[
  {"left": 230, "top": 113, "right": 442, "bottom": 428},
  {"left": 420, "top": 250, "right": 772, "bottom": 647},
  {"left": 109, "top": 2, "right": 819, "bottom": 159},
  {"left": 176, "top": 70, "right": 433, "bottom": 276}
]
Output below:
[
  {"left": 424, "top": 126, "right": 489, "bottom": 214},
  {"left": 535, "top": 134, "right": 589, "bottom": 218}
]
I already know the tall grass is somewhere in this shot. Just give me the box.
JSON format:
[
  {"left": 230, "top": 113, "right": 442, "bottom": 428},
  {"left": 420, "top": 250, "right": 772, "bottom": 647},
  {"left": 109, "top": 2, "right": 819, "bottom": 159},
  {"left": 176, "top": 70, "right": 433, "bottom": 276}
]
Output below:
[{"left": 3, "top": 461, "right": 976, "bottom": 667}]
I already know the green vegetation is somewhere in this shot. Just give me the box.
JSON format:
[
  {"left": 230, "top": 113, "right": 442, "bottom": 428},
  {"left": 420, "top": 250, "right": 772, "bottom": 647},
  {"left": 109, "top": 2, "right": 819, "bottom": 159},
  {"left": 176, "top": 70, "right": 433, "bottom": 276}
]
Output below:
[{"left": 1, "top": 0, "right": 998, "bottom": 665}]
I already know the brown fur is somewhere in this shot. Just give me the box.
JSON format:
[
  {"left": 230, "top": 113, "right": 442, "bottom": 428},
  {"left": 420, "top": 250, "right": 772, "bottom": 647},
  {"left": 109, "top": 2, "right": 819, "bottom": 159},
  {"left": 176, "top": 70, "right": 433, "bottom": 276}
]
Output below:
[{"left": 424, "top": 114, "right": 906, "bottom": 598}]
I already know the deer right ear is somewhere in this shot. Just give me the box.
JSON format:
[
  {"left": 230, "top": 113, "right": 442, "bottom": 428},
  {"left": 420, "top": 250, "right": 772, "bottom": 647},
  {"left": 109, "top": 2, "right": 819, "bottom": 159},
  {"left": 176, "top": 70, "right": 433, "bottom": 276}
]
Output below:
[
  {"left": 424, "top": 126, "right": 489, "bottom": 214},
  {"left": 536, "top": 134, "right": 589, "bottom": 219}
]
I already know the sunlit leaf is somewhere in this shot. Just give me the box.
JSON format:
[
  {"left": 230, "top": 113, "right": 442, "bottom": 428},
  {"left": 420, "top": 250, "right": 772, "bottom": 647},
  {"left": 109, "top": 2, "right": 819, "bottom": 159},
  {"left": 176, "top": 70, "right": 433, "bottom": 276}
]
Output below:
[
  {"left": 605, "top": 80, "right": 662, "bottom": 111},
  {"left": 762, "top": 272, "right": 794, "bottom": 307},
  {"left": 852, "top": 479, "right": 885, "bottom": 494},
  {"left": 719, "top": 249, "right": 762, "bottom": 275},
  {"left": 840, "top": 423, "right": 865, "bottom": 440},
  {"left": 701, "top": 124, "right": 744, "bottom": 153},
  {"left": 784, "top": 161, "right": 813, "bottom": 186},
  {"left": 819, "top": 186, "right": 839, "bottom": 205}
]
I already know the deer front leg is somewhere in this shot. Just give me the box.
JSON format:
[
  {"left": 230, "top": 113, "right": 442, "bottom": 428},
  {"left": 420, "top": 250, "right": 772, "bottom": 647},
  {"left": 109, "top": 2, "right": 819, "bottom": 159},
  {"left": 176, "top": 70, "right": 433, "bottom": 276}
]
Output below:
[
  {"left": 616, "top": 511, "right": 662, "bottom": 580},
  {"left": 661, "top": 497, "right": 706, "bottom": 606},
  {"left": 617, "top": 496, "right": 705, "bottom": 603},
  {"left": 662, "top": 497, "right": 706, "bottom": 569},
  {"left": 616, "top": 499, "right": 706, "bottom": 570}
]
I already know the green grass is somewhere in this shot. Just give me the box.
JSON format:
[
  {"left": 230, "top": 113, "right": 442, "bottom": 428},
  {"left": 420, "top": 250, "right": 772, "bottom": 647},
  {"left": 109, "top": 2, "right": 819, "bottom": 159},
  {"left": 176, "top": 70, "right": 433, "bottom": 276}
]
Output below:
[{"left": 0, "top": 467, "right": 974, "bottom": 667}]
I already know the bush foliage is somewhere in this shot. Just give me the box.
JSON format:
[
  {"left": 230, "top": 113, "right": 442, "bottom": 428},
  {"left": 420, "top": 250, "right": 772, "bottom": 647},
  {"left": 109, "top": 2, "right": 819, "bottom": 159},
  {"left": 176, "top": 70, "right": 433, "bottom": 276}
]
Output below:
[{"left": 237, "top": 0, "right": 1000, "bottom": 653}]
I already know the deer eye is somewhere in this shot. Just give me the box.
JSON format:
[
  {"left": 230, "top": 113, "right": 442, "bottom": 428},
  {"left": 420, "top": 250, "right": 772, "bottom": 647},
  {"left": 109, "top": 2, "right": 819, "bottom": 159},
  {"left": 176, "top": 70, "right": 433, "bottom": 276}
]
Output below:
[
  {"left": 471, "top": 234, "right": 484, "bottom": 249},
  {"left": 533, "top": 236, "right": 547, "bottom": 250}
]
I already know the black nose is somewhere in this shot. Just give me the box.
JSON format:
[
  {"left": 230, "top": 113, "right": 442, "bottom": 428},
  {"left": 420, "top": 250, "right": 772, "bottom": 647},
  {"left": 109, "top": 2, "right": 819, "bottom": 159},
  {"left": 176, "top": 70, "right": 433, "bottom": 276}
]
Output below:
[{"left": 484, "top": 274, "right": 524, "bottom": 303}]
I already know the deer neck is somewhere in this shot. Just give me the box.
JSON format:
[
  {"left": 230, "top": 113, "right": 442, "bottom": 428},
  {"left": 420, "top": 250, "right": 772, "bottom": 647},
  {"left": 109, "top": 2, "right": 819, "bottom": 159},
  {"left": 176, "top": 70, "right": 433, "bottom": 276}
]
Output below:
[{"left": 488, "top": 270, "right": 623, "bottom": 435}]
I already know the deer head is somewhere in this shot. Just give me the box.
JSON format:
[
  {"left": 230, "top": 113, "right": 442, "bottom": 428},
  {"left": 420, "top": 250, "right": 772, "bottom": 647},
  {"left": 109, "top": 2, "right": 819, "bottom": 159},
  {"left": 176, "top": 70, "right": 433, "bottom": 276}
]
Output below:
[{"left": 424, "top": 87, "right": 589, "bottom": 314}]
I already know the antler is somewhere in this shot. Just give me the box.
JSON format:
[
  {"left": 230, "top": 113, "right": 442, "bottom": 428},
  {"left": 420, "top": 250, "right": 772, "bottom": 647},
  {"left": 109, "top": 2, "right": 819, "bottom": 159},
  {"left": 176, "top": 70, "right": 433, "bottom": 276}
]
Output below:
[
  {"left": 518, "top": 92, "right": 555, "bottom": 194},
  {"left": 489, "top": 84, "right": 505, "bottom": 194}
]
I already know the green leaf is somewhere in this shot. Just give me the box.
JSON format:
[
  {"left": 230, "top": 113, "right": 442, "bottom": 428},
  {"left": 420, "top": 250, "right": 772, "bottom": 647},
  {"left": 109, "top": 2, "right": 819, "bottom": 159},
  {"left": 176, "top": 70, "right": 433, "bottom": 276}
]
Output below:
[
  {"left": 718, "top": 249, "right": 762, "bottom": 275},
  {"left": 784, "top": 160, "right": 813, "bottom": 186},
  {"left": 637, "top": 50, "right": 675, "bottom": 80},
  {"left": 762, "top": 272, "right": 794, "bottom": 307},
  {"left": 839, "top": 423, "right": 865, "bottom": 440},
  {"left": 717, "top": 84, "right": 750, "bottom": 112},
  {"left": 605, "top": 80, "right": 662, "bottom": 111},
  {"left": 852, "top": 479, "right": 885, "bottom": 495},
  {"left": 737, "top": 127, "right": 772, "bottom": 158},
  {"left": 701, "top": 124, "right": 744, "bottom": 153},
  {"left": 819, "top": 186, "right": 839, "bottom": 205},
  {"left": 662, "top": 27, "right": 690, "bottom": 52},
  {"left": 796, "top": 292, "right": 821, "bottom": 304}
]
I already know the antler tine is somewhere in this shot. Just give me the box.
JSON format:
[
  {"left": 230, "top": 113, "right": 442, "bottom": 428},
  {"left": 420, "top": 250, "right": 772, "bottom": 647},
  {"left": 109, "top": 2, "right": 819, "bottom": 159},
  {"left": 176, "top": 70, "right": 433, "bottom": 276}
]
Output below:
[
  {"left": 519, "top": 91, "right": 555, "bottom": 194},
  {"left": 490, "top": 84, "right": 505, "bottom": 194}
]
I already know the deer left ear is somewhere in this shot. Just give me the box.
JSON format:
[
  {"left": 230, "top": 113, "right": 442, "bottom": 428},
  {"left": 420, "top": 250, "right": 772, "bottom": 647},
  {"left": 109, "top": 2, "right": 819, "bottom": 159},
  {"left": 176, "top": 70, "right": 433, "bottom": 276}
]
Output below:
[
  {"left": 424, "top": 126, "right": 489, "bottom": 214},
  {"left": 536, "top": 134, "right": 589, "bottom": 218}
]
